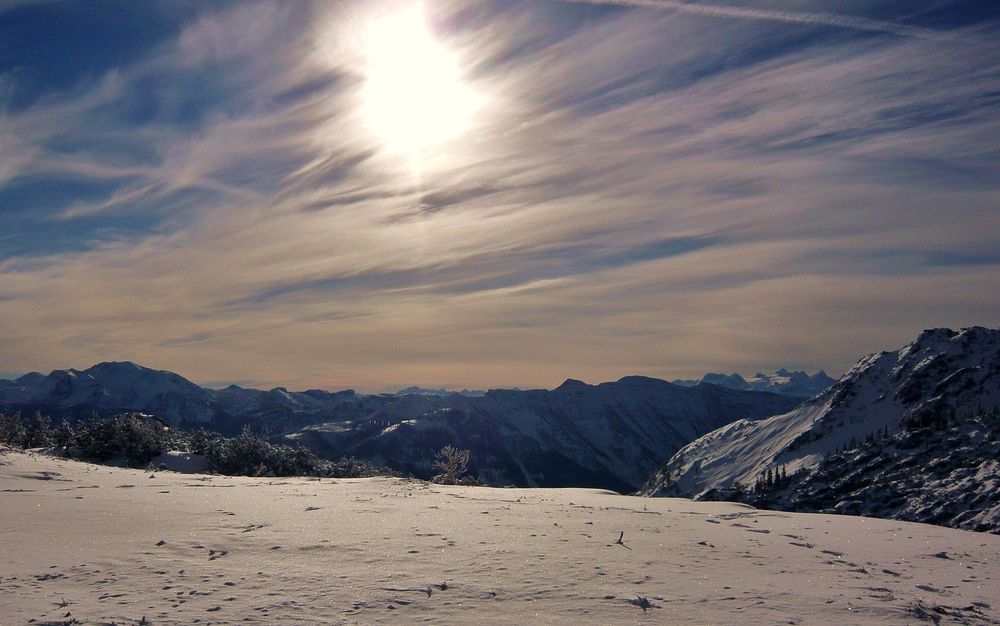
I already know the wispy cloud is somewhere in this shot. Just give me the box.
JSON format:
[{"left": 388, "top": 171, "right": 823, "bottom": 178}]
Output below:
[
  {"left": 0, "top": 1, "right": 997, "bottom": 390},
  {"left": 560, "top": 0, "right": 987, "bottom": 44}
]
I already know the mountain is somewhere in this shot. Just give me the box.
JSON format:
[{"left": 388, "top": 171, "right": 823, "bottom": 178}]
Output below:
[
  {"left": 672, "top": 369, "right": 836, "bottom": 398},
  {"left": 0, "top": 362, "right": 218, "bottom": 424},
  {"left": 642, "top": 327, "right": 1000, "bottom": 505},
  {"left": 0, "top": 362, "right": 363, "bottom": 432},
  {"left": 0, "top": 364, "right": 800, "bottom": 491},
  {"left": 394, "top": 386, "right": 487, "bottom": 397},
  {"left": 286, "top": 376, "right": 800, "bottom": 491}
]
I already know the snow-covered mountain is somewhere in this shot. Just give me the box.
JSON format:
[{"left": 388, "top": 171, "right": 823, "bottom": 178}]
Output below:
[
  {"left": 672, "top": 369, "right": 836, "bottom": 397},
  {"left": 643, "top": 327, "right": 1000, "bottom": 501},
  {"left": 0, "top": 362, "right": 362, "bottom": 431},
  {"left": 0, "top": 362, "right": 218, "bottom": 424}
]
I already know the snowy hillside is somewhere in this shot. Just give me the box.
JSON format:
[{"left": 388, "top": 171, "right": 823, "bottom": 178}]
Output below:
[
  {"left": 673, "top": 369, "right": 836, "bottom": 397},
  {"left": 724, "top": 410, "right": 1000, "bottom": 533},
  {"left": 643, "top": 327, "right": 1000, "bottom": 500}
]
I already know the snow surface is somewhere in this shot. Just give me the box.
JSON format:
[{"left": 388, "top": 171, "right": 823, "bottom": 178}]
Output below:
[{"left": 2, "top": 448, "right": 998, "bottom": 625}]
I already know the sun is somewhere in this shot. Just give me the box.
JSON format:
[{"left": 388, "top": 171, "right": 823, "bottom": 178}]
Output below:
[{"left": 359, "top": 4, "right": 484, "bottom": 159}]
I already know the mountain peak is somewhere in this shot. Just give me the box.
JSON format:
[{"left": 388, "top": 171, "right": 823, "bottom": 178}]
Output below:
[
  {"left": 556, "top": 378, "right": 589, "bottom": 391},
  {"left": 85, "top": 360, "right": 142, "bottom": 371},
  {"left": 912, "top": 327, "right": 959, "bottom": 346},
  {"left": 702, "top": 373, "right": 747, "bottom": 386}
]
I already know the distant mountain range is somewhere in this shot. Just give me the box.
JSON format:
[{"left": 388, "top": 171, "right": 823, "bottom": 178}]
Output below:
[
  {"left": 0, "top": 362, "right": 361, "bottom": 433},
  {"left": 642, "top": 326, "right": 1000, "bottom": 531},
  {"left": 0, "top": 364, "right": 799, "bottom": 491},
  {"left": 394, "top": 386, "right": 487, "bottom": 397},
  {"left": 7, "top": 326, "right": 996, "bottom": 525},
  {"left": 287, "top": 377, "right": 800, "bottom": 491},
  {"left": 672, "top": 369, "right": 836, "bottom": 398}
]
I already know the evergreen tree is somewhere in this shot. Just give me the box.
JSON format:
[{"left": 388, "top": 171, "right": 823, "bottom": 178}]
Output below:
[
  {"left": 53, "top": 421, "right": 74, "bottom": 450},
  {"left": 23, "top": 412, "right": 52, "bottom": 448},
  {"left": 0, "top": 412, "right": 26, "bottom": 447}
]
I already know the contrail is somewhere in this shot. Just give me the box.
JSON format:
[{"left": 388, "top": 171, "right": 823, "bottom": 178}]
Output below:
[{"left": 560, "top": 0, "right": 964, "bottom": 43}]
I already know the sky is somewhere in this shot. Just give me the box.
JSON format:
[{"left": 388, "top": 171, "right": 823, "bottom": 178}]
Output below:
[{"left": 1, "top": 0, "right": 998, "bottom": 392}]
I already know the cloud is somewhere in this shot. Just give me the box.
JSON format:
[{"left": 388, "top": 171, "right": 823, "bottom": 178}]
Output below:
[
  {"left": 558, "top": 0, "right": 989, "bottom": 44},
  {"left": 0, "top": 1, "right": 998, "bottom": 390}
]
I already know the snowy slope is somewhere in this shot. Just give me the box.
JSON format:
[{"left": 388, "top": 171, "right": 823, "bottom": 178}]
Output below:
[
  {"left": 733, "top": 412, "right": 1000, "bottom": 533},
  {"left": 643, "top": 327, "right": 1000, "bottom": 498},
  {"left": 5, "top": 449, "right": 1000, "bottom": 625}
]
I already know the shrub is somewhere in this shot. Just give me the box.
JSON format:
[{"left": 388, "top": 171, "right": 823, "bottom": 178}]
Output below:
[
  {"left": 207, "top": 426, "right": 274, "bottom": 476},
  {"left": 75, "top": 414, "right": 167, "bottom": 466},
  {"left": 186, "top": 428, "right": 219, "bottom": 455},
  {"left": 432, "top": 445, "right": 471, "bottom": 484},
  {"left": 3, "top": 409, "right": 383, "bottom": 480},
  {"left": 205, "top": 426, "right": 362, "bottom": 478}
]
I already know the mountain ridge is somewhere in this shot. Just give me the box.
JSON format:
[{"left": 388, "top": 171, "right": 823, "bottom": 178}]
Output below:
[
  {"left": 642, "top": 326, "right": 1000, "bottom": 501},
  {"left": 0, "top": 362, "right": 801, "bottom": 491},
  {"left": 672, "top": 369, "right": 836, "bottom": 398}
]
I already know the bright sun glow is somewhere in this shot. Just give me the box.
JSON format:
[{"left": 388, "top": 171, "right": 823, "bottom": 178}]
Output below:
[{"left": 360, "top": 4, "right": 484, "bottom": 159}]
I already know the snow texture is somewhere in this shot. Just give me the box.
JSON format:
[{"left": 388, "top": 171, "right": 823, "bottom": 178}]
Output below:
[
  {"left": 2, "top": 448, "right": 998, "bottom": 625},
  {"left": 730, "top": 414, "right": 1000, "bottom": 533}
]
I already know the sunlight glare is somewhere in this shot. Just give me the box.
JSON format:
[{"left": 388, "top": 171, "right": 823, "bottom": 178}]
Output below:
[{"left": 360, "top": 4, "right": 484, "bottom": 159}]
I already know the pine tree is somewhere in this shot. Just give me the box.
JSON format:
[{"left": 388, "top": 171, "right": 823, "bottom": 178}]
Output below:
[
  {"left": 0, "top": 412, "right": 26, "bottom": 447},
  {"left": 23, "top": 412, "right": 52, "bottom": 448},
  {"left": 54, "top": 421, "right": 74, "bottom": 450}
]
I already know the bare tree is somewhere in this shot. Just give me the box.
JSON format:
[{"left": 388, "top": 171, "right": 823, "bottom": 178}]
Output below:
[{"left": 433, "top": 445, "right": 470, "bottom": 484}]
